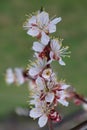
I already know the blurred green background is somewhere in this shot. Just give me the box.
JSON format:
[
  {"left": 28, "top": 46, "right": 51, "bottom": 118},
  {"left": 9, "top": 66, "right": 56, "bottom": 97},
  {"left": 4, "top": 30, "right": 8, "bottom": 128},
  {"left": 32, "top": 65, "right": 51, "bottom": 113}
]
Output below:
[{"left": 0, "top": 0, "right": 87, "bottom": 119}]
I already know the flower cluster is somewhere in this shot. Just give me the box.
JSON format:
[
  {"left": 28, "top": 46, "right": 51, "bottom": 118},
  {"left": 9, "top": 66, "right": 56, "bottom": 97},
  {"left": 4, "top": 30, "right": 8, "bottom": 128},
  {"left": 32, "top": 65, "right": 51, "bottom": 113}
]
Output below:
[
  {"left": 23, "top": 9, "right": 71, "bottom": 127},
  {"left": 5, "top": 9, "right": 87, "bottom": 128}
]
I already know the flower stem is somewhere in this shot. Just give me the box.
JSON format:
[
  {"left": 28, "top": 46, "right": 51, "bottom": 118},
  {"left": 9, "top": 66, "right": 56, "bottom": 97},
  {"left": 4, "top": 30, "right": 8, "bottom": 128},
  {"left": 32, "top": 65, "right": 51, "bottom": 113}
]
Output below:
[
  {"left": 48, "top": 119, "right": 54, "bottom": 130},
  {"left": 74, "top": 92, "right": 87, "bottom": 104}
]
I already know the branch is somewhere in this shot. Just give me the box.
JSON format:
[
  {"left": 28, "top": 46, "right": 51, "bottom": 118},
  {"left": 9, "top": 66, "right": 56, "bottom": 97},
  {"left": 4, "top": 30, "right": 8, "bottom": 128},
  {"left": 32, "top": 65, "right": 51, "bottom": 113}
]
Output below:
[
  {"left": 70, "top": 120, "right": 87, "bottom": 130},
  {"left": 74, "top": 92, "right": 87, "bottom": 104},
  {"left": 48, "top": 119, "right": 54, "bottom": 130}
]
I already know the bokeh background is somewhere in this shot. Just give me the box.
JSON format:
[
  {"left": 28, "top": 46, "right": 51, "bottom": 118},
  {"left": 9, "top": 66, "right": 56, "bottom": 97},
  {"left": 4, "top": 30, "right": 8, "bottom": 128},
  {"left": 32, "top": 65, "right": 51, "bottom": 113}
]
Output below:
[{"left": 0, "top": 0, "right": 87, "bottom": 129}]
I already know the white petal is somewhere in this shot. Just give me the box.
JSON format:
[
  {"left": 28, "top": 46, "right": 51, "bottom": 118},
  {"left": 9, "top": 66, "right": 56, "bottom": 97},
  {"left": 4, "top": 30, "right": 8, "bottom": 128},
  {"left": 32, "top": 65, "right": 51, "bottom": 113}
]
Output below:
[
  {"left": 49, "top": 51, "right": 54, "bottom": 60},
  {"left": 39, "top": 58, "right": 47, "bottom": 68},
  {"left": 14, "top": 68, "right": 24, "bottom": 85},
  {"left": 61, "top": 84, "right": 70, "bottom": 90},
  {"left": 5, "top": 68, "right": 14, "bottom": 84},
  {"left": 34, "top": 52, "right": 39, "bottom": 58},
  {"left": 36, "top": 76, "right": 45, "bottom": 90},
  {"left": 29, "top": 108, "right": 42, "bottom": 119},
  {"left": 27, "top": 28, "right": 39, "bottom": 37},
  {"left": 82, "top": 98, "right": 87, "bottom": 111},
  {"left": 58, "top": 99, "right": 69, "bottom": 107},
  {"left": 23, "top": 16, "right": 37, "bottom": 29},
  {"left": 30, "top": 99, "right": 36, "bottom": 105},
  {"left": 48, "top": 52, "right": 54, "bottom": 64},
  {"left": 29, "top": 67, "right": 40, "bottom": 77},
  {"left": 37, "top": 11, "right": 49, "bottom": 26},
  {"left": 29, "top": 16, "right": 37, "bottom": 24},
  {"left": 41, "top": 32, "right": 50, "bottom": 45},
  {"left": 28, "top": 80, "right": 36, "bottom": 90},
  {"left": 45, "top": 93, "right": 54, "bottom": 103},
  {"left": 49, "top": 24, "right": 56, "bottom": 33},
  {"left": 32, "top": 42, "right": 44, "bottom": 52},
  {"left": 59, "top": 58, "right": 66, "bottom": 66},
  {"left": 38, "top": 114, "right": 48, "bottom": 127},
  {"left": 51, "top": 39, "right": 61, "bottom": 51},
  {"left": 47, "top": 59, "right": 53, "bottom": 64},
  {"left": 50, "top": 17, "right": 62, "bottom": 24}
]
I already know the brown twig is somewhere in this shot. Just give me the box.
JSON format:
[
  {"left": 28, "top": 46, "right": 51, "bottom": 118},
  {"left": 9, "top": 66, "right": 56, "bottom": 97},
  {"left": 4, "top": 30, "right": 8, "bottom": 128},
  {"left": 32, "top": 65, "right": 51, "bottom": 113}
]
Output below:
[
  {"left": 70, "top": 120, "right": 87, "bottom": 130},
  {"left": 48, "top": 119, "right": 54, "bottom": 130},
  {"left": 74, "top": 92, "right": 87, "bottom": 104}
]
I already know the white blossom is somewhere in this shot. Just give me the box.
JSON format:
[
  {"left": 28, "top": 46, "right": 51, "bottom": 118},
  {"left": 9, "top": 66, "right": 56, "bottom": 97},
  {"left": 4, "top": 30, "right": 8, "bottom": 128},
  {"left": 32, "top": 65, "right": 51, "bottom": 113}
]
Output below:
[
  {"left": 50, "top": 38, "right": 69, "bottom": 65},
  {"left": 5, "top": 68, "right": 14, "bottom": 84},
  {"left": 35, "top": 76, "right": 55, "bottom": 103},
  {"left": 56, "top": 84, "right": 70, "bottom": 106},
  {"left": 29, "top": 58, "right": 48, "bottom": 78},
  {"left": 29, "top": 101, "right": 48, "bottom": 127},
  {"left": 5, "top": 9, "right": 77, "bottom": 129},
  {"left": 23, "top": 11, "right": 61, "bottom": 40},
  {"left": 42, "top": 68, "right": 52, "bottom": 80}
]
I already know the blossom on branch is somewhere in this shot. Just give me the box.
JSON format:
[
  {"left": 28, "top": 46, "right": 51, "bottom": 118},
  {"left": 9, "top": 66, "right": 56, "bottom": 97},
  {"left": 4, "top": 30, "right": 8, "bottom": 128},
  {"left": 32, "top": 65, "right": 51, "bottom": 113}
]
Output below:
[
  {"left": 29, "top": 100, "right": 61, "bottom": 127},
  {"left": 28, "top": 69, "right": 71, "bottom": 127},
  {"left": 32, "top": 38, "right": 70, "bottom": 65},
  {"left": 23, "top": 9, "right": 71, "bottom": 127},
  {"left": 23, "top": 10, "right": 61, "bottom": 40},
  {"left": 49, "top": 38, "right": 70, "bottom": 65},
  {"left": 5, "top": 8, "right": 87, "bottom": 129}
]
